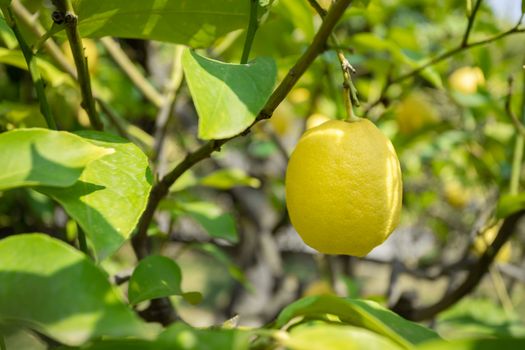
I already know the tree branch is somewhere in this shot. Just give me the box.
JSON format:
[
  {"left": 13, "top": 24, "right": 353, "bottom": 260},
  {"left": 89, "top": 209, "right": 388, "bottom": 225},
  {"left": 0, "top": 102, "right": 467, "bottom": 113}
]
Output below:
[
  {"left": 395, "top": 210, "right": 525, "bottom": 321},
  {"left": 364, "top": 21, "right": 525, "bottom": 114},
  {"left": 308, "top": 0, "right": 360, "bottom": 120},
  {"left": 132, "top": 0, "right": 354, "bottom": 260},
  {"left": 101, "top": 37, "right": 164, "bottom": 108},
  {"left": 51, "top": 0, "right": 103, "bottom": 130},
  {"left": 461, "top": 0, "right": 483, "bottom": 47}
]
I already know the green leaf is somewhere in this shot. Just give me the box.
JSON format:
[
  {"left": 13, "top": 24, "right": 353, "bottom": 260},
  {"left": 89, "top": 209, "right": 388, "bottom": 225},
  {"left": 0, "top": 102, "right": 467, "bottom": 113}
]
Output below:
[
  {"left": 182, "top": 49, "right": 276, "bottom": 139},
  {"left": 0, "top": 128, "right": 112, "bottom": 191},
  {"left": 418, "top": 338, "right": 525, "bottom": 350},
  {"left": 436, "top": 298, "right": 525, "bottom": 338},
  {"left": 351, "top": 34, "right": 443, "bottom": 88},
  {"left": 128, "top": 255, "right": 201, "bottom": 305},
  {"left": 0, "top": 48, "right": 74, "bottom": 87},
  {"left": 73, "top": 0, "right": 250, "bottom": 47},
  {"left": 0, "top": 234, "right": 152, "bottom": 346},
  {"left": 522, "top": 0, "right": 525, "bottom": 14},
  {"left": 276, "top": 0, "right": 315, "bottom": 40},
  {"left": 158, "top": 322, "right": 251, "bottom": 350},
  {"left": 39, "top": 131, "right": 153, "bottom": 260},
  {"left": 177, "top": 201, "right": 238, "bottom": 243},
  {"left": 283, "top": 324, "right": 403, "bottom": 350},
  {"left": 193, "top": 243, "right": 251, "bottom": 289},
  {"left": 0, "top": 16, "right": 17, "bottom": 49},
  {"left": 200, "top": 168, "right": 261, "bottom": 190},
  {"left": 275, "top": 296, "right": 440, "bottom": 348},
  {"left": 496, "top": 193, "right": 525, "bottom": 218}
]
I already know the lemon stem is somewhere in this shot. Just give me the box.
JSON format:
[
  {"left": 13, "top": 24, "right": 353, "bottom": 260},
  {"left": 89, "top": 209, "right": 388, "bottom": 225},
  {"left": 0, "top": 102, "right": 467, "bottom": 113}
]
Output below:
[{"left": 307, "top": 0, "right": 360, "bottom": 122}]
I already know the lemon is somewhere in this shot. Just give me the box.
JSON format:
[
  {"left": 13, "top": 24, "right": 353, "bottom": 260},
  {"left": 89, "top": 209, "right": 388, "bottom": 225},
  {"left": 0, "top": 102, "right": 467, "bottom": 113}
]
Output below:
[
  {"left": 448, "top": 66, "right": 485, "bottom": 94},
  {"left": 306, "top": 113, "right": 331, "bottom": 130},
  {"left": 394, "top": 92, "right": 439, "bottom": 135},
  {"left": 302, "top": 280, "right": 336, "bottom": 297},
  {"left": 285, "top": 119, "right": 402, "bottom": 256},
  {"left": 444, "top": 182, "right": 470, "bottom": 208},
  {"left": 63, "top": 39, "right": 99, "bottom": 74},
  {"left": 270, "top": 102, "right": 295, "bottom": 136},
  {"left": 473, "top": 221, "right": 512, "bottom": 263}
]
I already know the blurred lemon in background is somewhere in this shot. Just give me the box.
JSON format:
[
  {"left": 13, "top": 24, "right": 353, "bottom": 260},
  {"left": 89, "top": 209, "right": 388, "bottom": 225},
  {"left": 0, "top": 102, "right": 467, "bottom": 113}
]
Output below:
[
  {"left": 394, "top": 92, "right": 439, "bottom": 134},
  {"left": 306, "top": 113, "right": 330, "bottom": 130},
  {"left": 473, "top": 221, "right": 512, "bottom": 263},
  {"left": 444, "top": 182, "right": 470, "bottom": 209},
  {"left": 448, "top": 66, "right": 485, "bottom": 94}
]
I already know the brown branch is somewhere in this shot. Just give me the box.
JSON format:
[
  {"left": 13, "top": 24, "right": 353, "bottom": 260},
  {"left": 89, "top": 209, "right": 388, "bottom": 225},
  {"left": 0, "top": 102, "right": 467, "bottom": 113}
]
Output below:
[
  {"left": 131, "top": 0, "right": 354, "bottom": 260},
  {"left": 395, "top": 210, "right": 525, "bottom": 321}
]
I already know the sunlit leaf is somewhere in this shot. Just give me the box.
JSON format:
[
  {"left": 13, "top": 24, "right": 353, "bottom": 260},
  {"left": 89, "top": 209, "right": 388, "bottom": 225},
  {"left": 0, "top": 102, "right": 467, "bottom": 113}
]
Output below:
[
  {"left": 200, "top": 169, "right": 261, "bottom": 189},
  {"left": 177, "top": 201, "right": 238, "bottom": 243},
  {"left": 419, "top": 338, "right": 525, "bottom": 350},
  {"left": 158, "top": 322, "right": 251, "bottom": 350},
  {"left": 0, "top": 48, "right": 74, "bottom": 87},
  {"left": 73, "top": 0, "right": 250, "bottom": 47},
  {"left": 182, "top": 49, "right": 276, "bottom": 139},
  {"left": 40, "top": 131, "right": 152, "bottom": 260},
  {"left": 283, "top": 324, "right": 402, "bottom": 350},
  {"left": 275, "top": 296, "right": 440, "bottom": 347},
  {"left": 0, "top": 234, "right": 152, "bottom": 346},
  {"left": 0, "top": 128, "right": 112, "bottom": 191}
]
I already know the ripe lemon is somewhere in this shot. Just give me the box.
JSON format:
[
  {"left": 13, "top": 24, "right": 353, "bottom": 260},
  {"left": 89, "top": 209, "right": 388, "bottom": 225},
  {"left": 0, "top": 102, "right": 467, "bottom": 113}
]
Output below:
[
  {"left": 285, "top": 119, "right": 402, "bottom": 256},
  {"left": 306, "top": 113, "right": 331, "bottom": 130},
  {"left": 448, "top": 66, "right": 485, "bottom": 94},
  {"left": 394, "top": 92, "right": 438, "bottom": 135},
  {"left": 473, "top": 221, "right": 512, "bottom": 263}
]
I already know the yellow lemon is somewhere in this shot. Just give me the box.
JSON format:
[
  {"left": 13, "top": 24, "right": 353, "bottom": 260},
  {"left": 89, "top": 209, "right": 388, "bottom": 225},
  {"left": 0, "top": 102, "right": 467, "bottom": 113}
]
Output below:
[
  {"left": 270, "top": 102, "right": 295, "bottom": 136},
  {"left": 306, "top": 113, "right": 331, "bottom": 130},
  {"left": 448, "top": 66, "right": 485, "bottom": 94},
  {"left": 63, "top": 38, "right": 99, "bottom": 74},
  {"left": 444, "top": 182, "right": 470, "bottom": 209},
  {"left": 395, "top": 92, "right": 439, "bottom": 135},
  {"left": 288, "top": 87, "right": 311, "bottom": 104},
  {"left": 302, "top": 280, "right": 336, "bottom": 297},
  {"left": 473, "top": 221, "right": 512, "bottom": 263},
  {"left": 285, "top": 119, "right": 403, "bottom": 256}
]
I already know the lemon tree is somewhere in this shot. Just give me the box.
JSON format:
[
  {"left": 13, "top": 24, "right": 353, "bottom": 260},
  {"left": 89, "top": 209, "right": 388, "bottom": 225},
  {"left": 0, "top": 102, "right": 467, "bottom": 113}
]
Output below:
[{"left": 1, "top": 0, "right": 525, "bottom": 348}]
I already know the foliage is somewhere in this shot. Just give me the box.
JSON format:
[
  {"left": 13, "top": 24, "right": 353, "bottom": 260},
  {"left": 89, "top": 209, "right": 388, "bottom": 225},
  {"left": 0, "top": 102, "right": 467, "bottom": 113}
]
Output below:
[{"left": 1, "top": 0, "right": 525, "bottom": 349}]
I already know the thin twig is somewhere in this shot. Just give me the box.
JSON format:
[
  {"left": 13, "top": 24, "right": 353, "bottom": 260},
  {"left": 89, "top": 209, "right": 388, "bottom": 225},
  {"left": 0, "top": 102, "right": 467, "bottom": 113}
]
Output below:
[
  {"left": 51, "top": 0, "right": 103, "bottom": 130},
  {"left": 132, "top": 0, "right": 354, "bottom": 260},
  {"left": 461, "top": 0, "right": 483, "bottom": 47},
  {"left": 1, "top": 5, "right": 57, "bottom": 129},
  {"left": 505, "top": 77, "right": 525, "bottom": 138},
  {"left": 308, "top": 0, "right": 360, "bottom": 119},
  {"left": 364, "top": 21, "right": 525, "bottom": 115},
  {"left": 152, "top": 45, "right": 185, "bottom": 169},
  {"left": 101, "top": 37, "right": 164, "bottom": 108},
  {"left": 240, "top": 0, "right": 259, "bottom": 64}
]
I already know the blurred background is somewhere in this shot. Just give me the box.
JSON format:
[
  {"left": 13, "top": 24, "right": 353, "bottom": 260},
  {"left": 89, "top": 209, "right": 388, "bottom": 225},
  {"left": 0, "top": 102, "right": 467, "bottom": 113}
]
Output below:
[{"left": 1, "top": 0, "right": 525, "bottom": 340}]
